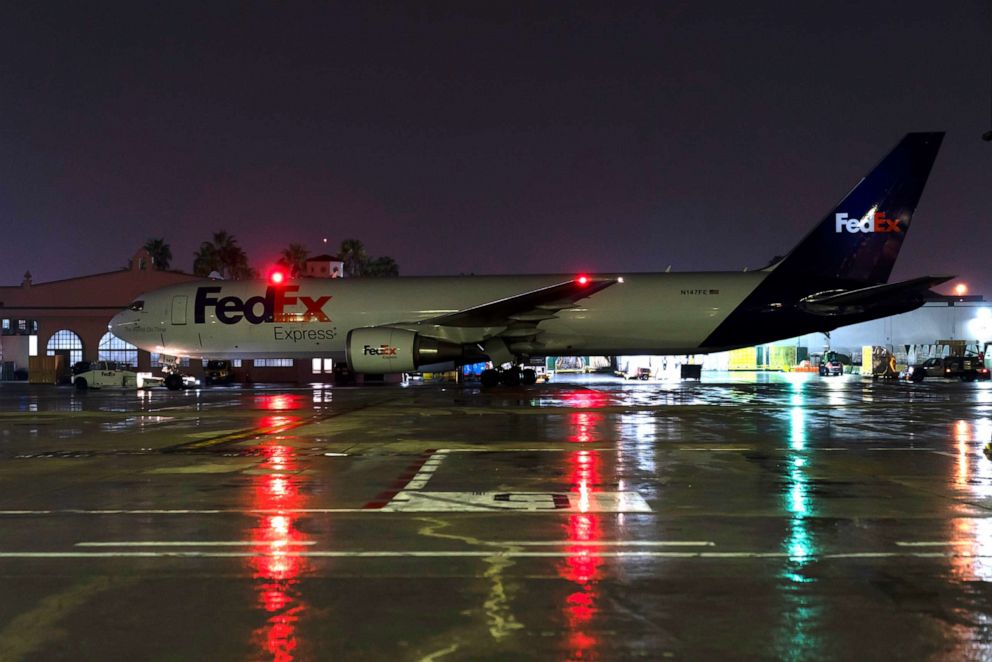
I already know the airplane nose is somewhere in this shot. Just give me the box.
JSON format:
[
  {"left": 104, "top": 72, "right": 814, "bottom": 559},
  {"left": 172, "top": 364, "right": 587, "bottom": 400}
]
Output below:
[{"left": 108, "top": 310, "right": 134, "bottom": 339}]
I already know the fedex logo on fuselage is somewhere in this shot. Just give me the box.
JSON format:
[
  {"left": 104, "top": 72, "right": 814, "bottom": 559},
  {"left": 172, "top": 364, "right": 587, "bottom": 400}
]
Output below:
[
  {"left": 194, "top": 286, "right": 331, "bottom": 325},
  {"left": 834, "top": 211, "right": 903, "bottom": 234}
]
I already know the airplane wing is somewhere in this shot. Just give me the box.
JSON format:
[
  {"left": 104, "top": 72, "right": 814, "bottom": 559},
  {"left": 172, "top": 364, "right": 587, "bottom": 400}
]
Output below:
[
  {"left": 422, "top": 276, "right": 619, "bottom": 327},
  {"left": 387, "top": 276, "right": 620, "bottom": 358}
]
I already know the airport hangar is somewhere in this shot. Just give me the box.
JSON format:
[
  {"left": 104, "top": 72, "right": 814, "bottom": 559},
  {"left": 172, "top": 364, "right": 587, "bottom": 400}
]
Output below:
[{"left": 0, "top": 247, "right": 987, "bottom": 382}]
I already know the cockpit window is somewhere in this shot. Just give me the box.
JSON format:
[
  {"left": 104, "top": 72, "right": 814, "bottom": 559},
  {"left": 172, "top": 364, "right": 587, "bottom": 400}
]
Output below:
[{"left": 128, "top": 300, "right": 145, "bottom": 312}]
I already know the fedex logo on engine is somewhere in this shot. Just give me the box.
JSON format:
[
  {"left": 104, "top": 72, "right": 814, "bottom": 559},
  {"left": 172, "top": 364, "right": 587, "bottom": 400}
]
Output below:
[
  {"left": 363, "top": 344, "right": 398, "bottom": 357},
  {"left": 194, "top": 286, "right": 331, "bottom": 325},
  {"left": 834, "top": 211, "right": 903, "bottom": 234}
]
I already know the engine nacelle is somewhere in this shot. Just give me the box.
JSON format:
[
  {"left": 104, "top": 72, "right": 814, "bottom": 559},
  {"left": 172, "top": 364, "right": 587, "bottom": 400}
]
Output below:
[{"left": 345, "top": 327, "right": 464, "bottom": 374}]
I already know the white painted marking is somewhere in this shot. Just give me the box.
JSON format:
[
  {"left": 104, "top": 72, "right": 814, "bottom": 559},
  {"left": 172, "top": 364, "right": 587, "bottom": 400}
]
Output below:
[
  {"left": 0, "top": 550, "right": 982, "bottom": 560},
  {"left": 929, "top": 451, "right": 959, "bottom": 458},
  {"left": 397, "top": 450, "right": 448, "bottom": 493},
  {"left": 895, "top": 541, "right": 973, "bottom": 547},
  {"left": 866, "top": 447, "right": 935, "bottom": 451},
  {"left": 323, "top": 452, "right": 348, "bottom": 457},
  {"left": 381, "top": 491, "right": 652, "bottom": 513},
  {"left": 0, "top": 509, "right": 378, "bottom": 515},
  {"left": 75, "top": 541, "right": 317, "bottom": 547},
  {"left": 441, "top": 448, "right": 601, "bottom": 453},
  {"left": 498, "top": 541, "right": 715, "bottom": 547},
  {"left": 678, "top": 448, "right": 751, "bottom": 452}
]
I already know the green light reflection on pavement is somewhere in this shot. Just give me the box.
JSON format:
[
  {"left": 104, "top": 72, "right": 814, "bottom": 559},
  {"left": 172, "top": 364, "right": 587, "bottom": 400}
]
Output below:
[{"left": 776, "top": 378, "right": 822, "bottom": 659}]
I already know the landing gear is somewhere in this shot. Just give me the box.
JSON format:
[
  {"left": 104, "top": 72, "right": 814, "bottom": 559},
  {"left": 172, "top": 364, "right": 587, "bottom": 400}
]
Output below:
[
  {"left": 501, "top": 367, "right": 521, "bottom": 387},
  {"left": 479, "top": 366, "right": 538, "bottom": 387},
  {"left": 164, "top": 373, "right": 183, "bottom": 390},
  {"left": 480, "top": 369, "right": 500, "bottom": 388}
]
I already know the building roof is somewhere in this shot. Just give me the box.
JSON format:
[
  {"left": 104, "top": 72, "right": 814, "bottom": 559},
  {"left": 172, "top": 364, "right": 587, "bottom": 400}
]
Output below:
[
  {"left": 0, "top": 251, "right": 204, "bottom": 311},
  {"left": 305, "top": 254, "right": 342, "bottom": 262}
]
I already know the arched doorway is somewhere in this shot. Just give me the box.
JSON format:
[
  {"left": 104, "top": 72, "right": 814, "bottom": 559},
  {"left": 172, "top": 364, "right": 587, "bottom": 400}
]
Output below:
[
  {"left": 47, "top": 329, "right": 83, "bottom": 366},
  {"left": 98, "top": 332, "right": 138, "bottom": 366}
]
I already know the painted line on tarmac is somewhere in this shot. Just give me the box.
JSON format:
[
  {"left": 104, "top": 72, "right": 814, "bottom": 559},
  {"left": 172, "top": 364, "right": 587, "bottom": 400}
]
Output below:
[
  {"left": 0, "top": 550, "right": 980, "bottom": 560},
  {"left": 75, "top": 541, "right": 317, "bottom": 547},
  {"left": 678, "top": 447, "right": 751, "bottom": 452},
  {"left": 866, "top": 447, "right": 936, "bottom": 451},
  {"left": 161, "top": 397, "right": 398, "bottom": 452},
  {"left": 73, "top": 539, "right": 711, "bottom": 548},
  {"left": 895, "top": 541, "right": 973, "bottom": 547},
  {"left": 497, "top": 540, "right": 715, "bottom": 547},
  {"left": 362, "top": 448, "right": 446, "bottom": 509},
  {"left": 0, "top": 509, "right": 378, "bottom": 515},
  {"left": 441, "top": 448, "right": 604, "bottom": 453},
  {"left": 162, "top": 415, "right": 315, "bottom": 452}
]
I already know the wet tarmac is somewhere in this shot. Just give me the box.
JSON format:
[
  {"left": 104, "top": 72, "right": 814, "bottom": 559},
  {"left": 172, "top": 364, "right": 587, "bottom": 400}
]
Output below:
[{"left": 1, "top": 373, "right": 992, "bottom": 660}]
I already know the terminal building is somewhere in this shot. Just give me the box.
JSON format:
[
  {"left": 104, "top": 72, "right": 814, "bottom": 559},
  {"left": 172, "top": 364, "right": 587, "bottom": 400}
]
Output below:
[{"left": 1, "top": 249, "right": 987, "bottom": 383}]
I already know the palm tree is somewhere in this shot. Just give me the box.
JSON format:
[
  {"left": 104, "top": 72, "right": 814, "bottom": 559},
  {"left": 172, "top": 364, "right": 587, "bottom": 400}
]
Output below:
[
  {"left": 339, "top": 239, "right": 368, "bottom": 278},
  {"left": 364, "top": 255, "right": 399, "bottom": 277},
  {"left": 277, "top": 243, "right": 310, "bottom": 278},
  {"left": 192, "top": 242, "right": 220, "bottom": 277},
  {"left": 143, "top": 238, "right": 172, "bottom": 270},
  {"left": 192, "top": 230, "right": 254, "bottom": 279}
]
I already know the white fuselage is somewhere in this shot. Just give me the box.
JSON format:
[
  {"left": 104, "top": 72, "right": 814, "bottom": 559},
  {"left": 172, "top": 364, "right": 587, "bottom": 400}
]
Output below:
[{"left": 109, "top": 272, "right": 768, "bottom": 361}]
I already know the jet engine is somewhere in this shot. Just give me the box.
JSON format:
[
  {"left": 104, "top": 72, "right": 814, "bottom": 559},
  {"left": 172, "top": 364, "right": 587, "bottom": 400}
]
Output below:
[{"left": 345, "top": 327, "right": 464, "bottom": 374}]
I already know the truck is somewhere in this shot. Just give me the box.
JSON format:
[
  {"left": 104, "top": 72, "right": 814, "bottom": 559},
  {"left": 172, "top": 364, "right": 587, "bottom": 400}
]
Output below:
[{"left": 905, "top": 356, "right": 990, "bottom": 382}]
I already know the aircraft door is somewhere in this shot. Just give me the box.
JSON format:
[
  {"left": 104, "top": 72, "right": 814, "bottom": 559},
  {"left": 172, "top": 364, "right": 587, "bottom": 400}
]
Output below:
[{"left": 171, "top": 295, "right": 188, "bottom": 325}]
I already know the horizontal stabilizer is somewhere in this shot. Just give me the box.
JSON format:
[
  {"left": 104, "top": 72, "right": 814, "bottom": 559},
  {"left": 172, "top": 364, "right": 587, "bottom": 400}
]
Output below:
[{"left": 800, "top": 275, "right": 953, "bottom": 310}]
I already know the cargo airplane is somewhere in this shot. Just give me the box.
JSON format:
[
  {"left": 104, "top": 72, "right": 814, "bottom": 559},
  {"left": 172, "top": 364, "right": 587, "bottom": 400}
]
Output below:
[{"left": 111, "top": 133, "right": 950, "bottom": 387}]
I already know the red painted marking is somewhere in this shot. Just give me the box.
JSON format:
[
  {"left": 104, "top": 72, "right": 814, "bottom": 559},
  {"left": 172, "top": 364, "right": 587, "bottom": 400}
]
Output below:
[{"left": 361, "top": 450, "right": 439, "bottom": 510}]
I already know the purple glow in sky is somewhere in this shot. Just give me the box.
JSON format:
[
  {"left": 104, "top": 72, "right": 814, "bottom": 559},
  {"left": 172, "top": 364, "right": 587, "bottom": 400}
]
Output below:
[{"left": 1, "top": 2, "right": 989, "bottom": 294}]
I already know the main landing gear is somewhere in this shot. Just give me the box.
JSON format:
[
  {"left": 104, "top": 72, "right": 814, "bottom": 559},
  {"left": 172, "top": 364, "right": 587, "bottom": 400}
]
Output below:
[{"left": 480, "top": 366, "right": 537, "bottom": 387}]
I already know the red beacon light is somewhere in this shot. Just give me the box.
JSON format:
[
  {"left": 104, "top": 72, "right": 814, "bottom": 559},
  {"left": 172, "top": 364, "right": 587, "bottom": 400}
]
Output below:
[
  {"left": 576, "top": 275, "right": 590, "bottom": 286},
  {"left": 270, "top": 270, "right": 286, "bottom": 285}
]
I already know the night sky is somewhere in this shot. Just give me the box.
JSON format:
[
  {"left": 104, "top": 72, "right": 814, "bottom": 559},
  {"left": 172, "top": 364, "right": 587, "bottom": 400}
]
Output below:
[{"left": 2, "top": 2, "right": 990, "bottom": 294}]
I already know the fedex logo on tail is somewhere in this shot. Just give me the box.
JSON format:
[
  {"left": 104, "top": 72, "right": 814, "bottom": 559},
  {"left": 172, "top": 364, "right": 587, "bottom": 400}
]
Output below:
[{"left": 835, "top": 211, "right": 903, "bottom": 234}]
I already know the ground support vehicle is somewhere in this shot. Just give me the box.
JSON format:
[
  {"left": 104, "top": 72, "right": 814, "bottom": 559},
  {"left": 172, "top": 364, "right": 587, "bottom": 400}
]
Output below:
[
  {"left": 204, "top": 360, "right": 235, "bottom": 385},
  {"left": 905, "top": 356, "right": 990, "bottom": 382},
  {"left": 73, "top": 362, "right": 164, "bottom": 390}
]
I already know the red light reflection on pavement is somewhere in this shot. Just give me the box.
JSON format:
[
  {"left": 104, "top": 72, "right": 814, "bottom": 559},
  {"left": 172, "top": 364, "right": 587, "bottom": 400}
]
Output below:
[
  {"left": 564, "top": 390, "right": 608, "bottom": 444},
  {"left": 257, "top": 394, "right": 300, "bottom": 412},
  {"left": 248, "top": 443, "right": 311, "bottom": 661},
  {"left": 563, "top": 390, "right": 608, "bottom": 409},
  {"left": 558, "top": 449, "right": 603, "bottom": 659}
]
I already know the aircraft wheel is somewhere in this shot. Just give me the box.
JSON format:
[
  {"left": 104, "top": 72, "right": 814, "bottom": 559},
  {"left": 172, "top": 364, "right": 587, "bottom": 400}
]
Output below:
[
  {"left": 165, "top": 373, "right": 183, "bottom": 390},
  {"left": 480, "top": 369, "right": 500, "bottom": 388},
  {"left": 500, "top": 368, "right": 521, "bottom": 387},
  {"left": 521, "top": 369, "right": 537, "bottom": 386},
  {"left": 74, "top": 378, "right": 88, "bottom": 391}
]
